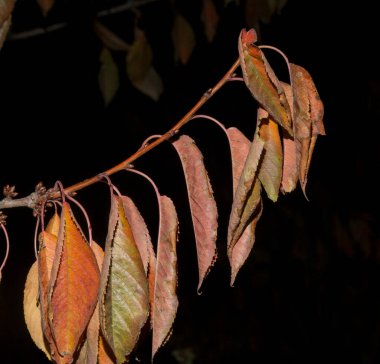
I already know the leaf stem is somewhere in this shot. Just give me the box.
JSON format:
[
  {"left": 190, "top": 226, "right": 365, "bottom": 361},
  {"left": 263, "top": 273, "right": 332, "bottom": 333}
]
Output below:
[{"left": 0, "top": 224, "right": 10, "bottom": 274}]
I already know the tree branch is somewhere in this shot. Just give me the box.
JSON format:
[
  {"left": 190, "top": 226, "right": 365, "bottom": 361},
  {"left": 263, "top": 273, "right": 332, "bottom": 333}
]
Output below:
[{"left": 0, "top": 58, "right": 241, "bottom": 211}]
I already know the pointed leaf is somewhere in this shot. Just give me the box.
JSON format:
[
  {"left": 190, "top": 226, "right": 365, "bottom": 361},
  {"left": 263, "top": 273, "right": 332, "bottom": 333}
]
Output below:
[
  {"left": 238, "top": 28, "right": 292, "bottom": 135},
  {"left": 24, "top": 261, "right": 51, "bottom": 360},
  {"left": 48, "top": 202, "right": 100, "bottom": 360},
  {"left": 152, "top": 196, "right": 179, "bottom": 358},
  {"left": 257, "top": 107, "right": 283, "bottom": 202},
  {"left": 99, "top": 47, "right": 120, "bottom": 107},
  {"left": 99, "top": 195, "right": 149, "bottom": 364},
  {"left": 94, "top": 21, "right": 129, "bottom": 52},
  {"left": 172, "top": 134, "right": 218, "bottom": 292},
  {"left": 36, "top": 0, "right": 54, "bottom": 16},
  {"left": 201, "top": 0, "right": 219, "bottom": 43},
  {"left": 172, "top": 13, "right": 196, "bottom": 65}
]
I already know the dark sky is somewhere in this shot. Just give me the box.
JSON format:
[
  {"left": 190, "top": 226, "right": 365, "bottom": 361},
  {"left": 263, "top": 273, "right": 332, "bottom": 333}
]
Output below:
[{"left": 0, "top": 1, "right": 379, "bottom": 363}]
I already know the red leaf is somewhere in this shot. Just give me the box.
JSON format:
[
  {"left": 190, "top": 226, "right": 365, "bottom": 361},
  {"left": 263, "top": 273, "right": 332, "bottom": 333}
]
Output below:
[{"left": 172, "top": 134, "right": 218, "bottom": 292}]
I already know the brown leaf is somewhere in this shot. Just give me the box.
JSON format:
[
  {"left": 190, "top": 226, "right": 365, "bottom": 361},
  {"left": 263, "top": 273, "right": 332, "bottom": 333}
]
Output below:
[
  {"left": 172, "top": 12, "right": 196, "bottom": 65},
  {"left": 94, "top": 21, "right": 129, "bottom": 52},
  {"left": 0, "top": 0, "right": 15, "bottom": 26},
  {"left": 24, "top": 262, "right": 51, "bottom": 360},
  {"left": 36, "top": 0, "right": 54, "bottom": 16},
  {"left": 0, "top": 14, "right": 10, "bottom": 49},
  {"left": 201, "top": 0, "right": 219, "bottom": 43},
  {"left": 290, "top": 63, "right": 325, "bottom": 195},
  {"left": 152, "top": 196, "right": 179, "bottom": 358},
  {"left": 99, "top": 47, "right": 120, "bottom": 107},
  {"left": 48, "top": 202, "right": 100, "bottom": 361},
  {"left": 172, "top": 135, "right": 218, "bottom": 292},
  {"left": 238, "top": 28, "right": 292, "bottom": 135}
]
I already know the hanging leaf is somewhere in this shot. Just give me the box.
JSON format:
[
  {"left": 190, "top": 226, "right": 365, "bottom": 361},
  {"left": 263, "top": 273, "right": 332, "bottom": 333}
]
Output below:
[
  {"left": 45, "top": 212, "right": 60, "bottom": 236},
  {"left": 290, "top": 63, "right": 325, "bottom": 195},
  {"left": 126, "top": 29, "right": 163, "bottom": 101},
  {"left": 98, "top": 334, "right": 116, "bottom": 364},
  {"left": 99, "top": 194, "right": 149, "bottom": 364},
  {"left": 99, "top": 47, "right": 120, "bottom": 107},
  {"left": 238, "top": 28, "right": 292, "bottom": 135},
  {"left": 24, "top": 261, "right": 51, "bottom": 360},
  {"left": 0, "top": 14, "right": 10, "bottom": 49},
  {"left": 48, "top": 202, "right": 100, "bottom": 361},
  {"left": 0, "top": 0, "right": 15, "bottom": 25},
  {"left": 172, "top": 134, "right": 218, "bottom": 292},
  {"left": 36, "top": 0, "right": 54, "bottom": 16},
  {"left": 257, "top": 107, "right": 283, "bottom": 202},
  {"left": 147, "top": 237, "right": 156, "bottom": 327},
  {"left": 280, "top": 82, "right": 298, "bottom": 193},
  {"left": 152, "top": 196, "right": 179, "bottom": 358},
  {"left": 201, "top": 0, "right": 219, "bottom": 43},
  {"left": 172, "top": 12, "right": 196, "bottom": 65},
  {"left": 226, "top": 127, "right": 263, "bottom": 285},
  {"left": 227, "top": 125, "right": 265, "bottom": 251},
  {"left": 94, "top": 21, "right": 130, "bottom": 52}
]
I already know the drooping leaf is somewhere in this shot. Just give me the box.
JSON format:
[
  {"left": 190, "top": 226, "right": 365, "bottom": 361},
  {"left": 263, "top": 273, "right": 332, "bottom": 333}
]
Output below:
[
  {"left": 24, "top": 261, "right": 51, "bottom": 360},
  {"left": 290, "top": 63, "right": 325, "bottom": 195},
  {"left": 94, "top": 21, "right": 129, "bottom": 52},
  {"left": 45, "top": 212, "right": 60, "bottom": 237},
  {"left": 171, "top": 12, "right": 196, "bottom": 65},
  {"left": 238, "top": 28, "right": 292, "bottom": 135},
  {"left": 48, "top": 202, "right": 100, "bottom": 361},
  {"left": 257, "top": 107, "right": 283, "bottom": 202},
  {"left": 99, "top": 194, "right": 149, "bottom": 364},
  {"left": 172, "top": 134, "right": 218, "bottom": 292},
  {"left": 227, "top": 125, "right": 265, "bottom": 251},
  {"left": 36, "top": 0, "right": 54, "bottom": 16},
  {"left": 226, "top": 127, "right": 263, "bottom": 285},
  {"left": 152, "top": 196, "right": 179, "bottom": 358},
  {"left": 99, "top": 47, "right": 120, "bottom": 107},
  {"left": 201, "top": 0, "right": 219, "bottom": 43}
]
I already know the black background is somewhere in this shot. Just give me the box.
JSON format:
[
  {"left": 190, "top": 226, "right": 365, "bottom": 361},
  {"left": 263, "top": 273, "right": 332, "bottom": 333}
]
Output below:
[{"left": 0, "top": 0, "right": 380, "bottom": 363}]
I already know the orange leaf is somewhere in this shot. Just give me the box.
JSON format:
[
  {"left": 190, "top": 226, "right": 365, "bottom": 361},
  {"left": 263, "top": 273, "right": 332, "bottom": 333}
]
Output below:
[
  {"left": 172, "top": 12, "right": 196, "bottom": 65},
  {"left": 48, "top": 202, "right": 100, "bottom": 361},
  {"left": 152, "top": 196, "right": 179, "bottom": 358},
  {"left": 201, "top": 0, "right": 219, "bottom": 43},
  {"left": 98, "top": 334, "right": 115, "bottom": 364},
  {"left": 45, "top": 212, "right": 60, "bottom": 236},
  {"left": 172, "top": 134, "right": 218, "bottom": 292}
]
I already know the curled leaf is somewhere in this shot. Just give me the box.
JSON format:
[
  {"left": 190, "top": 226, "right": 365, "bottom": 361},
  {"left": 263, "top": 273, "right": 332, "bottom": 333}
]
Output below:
[
  {"left": 172, "top": 135, "right": 218, "bottom": 292},
  {"left": 172, "top": 12, "right": 196, "bottom": 65}
]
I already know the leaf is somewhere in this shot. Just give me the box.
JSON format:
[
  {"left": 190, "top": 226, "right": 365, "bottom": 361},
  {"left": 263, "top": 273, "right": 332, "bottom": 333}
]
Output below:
[
  {"left": 227, "top": 126, "right": 265, "bottom": 251},
  {"left": 171, "top": 12, "right": 196, "bottom": 65},
  {"left": 172, "top": 134, "right": 218, "bottom": 292},
  {"left": 36, "top": 0, "right": 54, "bottom": 16},
  {"left": 45, "top": 212, "right": 60, "bottom": 236},
  {"left": 226, "top": 127, "right": 263, "bottom": 285},
  {"left": 201, "top": 0, "right": 219, "bottom": 43},
  {"left": 99, "top": 194, "right": 149, "bottom": 364},
  {"left": 245, "top": 0, "right": 288, "bottom": 26},
  {"left": 24, "top": 262, "right": 51, "bottom": 360},
  {"left": 152, "top": 196, "right": 179, "bottom": 358},
  {"left": 290, "top": 63, "right": 325, "bottom": 195},
  {"left": 98, "top": 334, "right": 116, "bottom": 364},
  {"left": 0, "top": 0, "right": 15, "bottom": 26},
  {"left": 147, "top": 238, "right": 156, "bottom": 327},
  {"left": 99, "top": 47, "right": 120, "bottom": 107},
  {"left": 48, "top": 202, "right": 100, "bottom": 361},
  {"left": 94, "top": 21, "right": 129, "bottom": 52},
  {"left": 238, "top": 28, "right": 293, "bottom": 135},
  {"left": 257, "top": 107, "right": 283, "bottom": 202},
  {"left": 133, "top": 67, "right": 163, "bottom": 102},
  {"left": 0, "top": 14, "right": 10, "bottom": 49}
]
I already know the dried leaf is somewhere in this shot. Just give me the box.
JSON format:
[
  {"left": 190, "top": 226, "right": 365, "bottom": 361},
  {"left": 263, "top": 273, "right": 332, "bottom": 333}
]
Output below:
[
  {"left": 94, "top": 21, "right": 129, "bottom": 52},
  {"left": 172, "top": 135, "right": 218, "bottom": 292},
  {"left": 36, "top": 0, "right": 54, "bottom": 16},
  {"left": 226, "top": 127, "right": 263, "bottom": 285},
  {"left": 0, "top": 14, "right": 10, "bottom": 49},
  {"left": 45, "top": 212, "right": 60, "bottom": 237},
  {"left": 98, "top": 334, "right": 115, "bottom": 364},
  {"left": 172, "top": 12, "right": 196, "bottom": 65},
  {"left": 48, "top": 202, "right": 100, "bottom": 360},
  {"left": 201, "top": 0, "right": 219, "bottom": 43},
  {"left": 147, "top": 238, "right": 156, "bottom": 327},
  {"left": 0, "top": 0, "right": 15, "bottom": 26},
  {"left": 290, "top": 63, "right": 325, "bottom": 195},
  {"left": 238, "top": 28, "right": 292, "bottom": 135},
  {"left": 257, "top": 107, "right": 283, "bottom": 202},
  {"left": 99, "top": 47, "right": 120, "bottom": 107},
  {"left": 24, "top": 262, "right": 51, "bottom": 360},
  {"left": 99, "top": 195, "right": 149, "bottom": 364},
  {"left": 152, "top": 196, "right": 179, "bottom": 358}
]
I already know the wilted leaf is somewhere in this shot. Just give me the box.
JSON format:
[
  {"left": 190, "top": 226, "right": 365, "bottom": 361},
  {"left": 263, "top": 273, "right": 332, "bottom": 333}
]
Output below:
[
  {"left": 24, "top": 262, "right": 51, "bottom": 360},
  {"left": 226, "top": 127, "right": 263, "bottom": 285},
  {"left": 172, "top": 12, "right": 196, "bottom": 65},
  {"left": 94, "top": 21, "right": 129, "bottom": 52},
  {"left": 36, "top": 0, "right": 54, "bottom": 16},
  {"left": 290, "top": 63, "right": 325, "bottom": 195},
  {"left": 48, "top": 202, "right": 100, "bottom": 361},
  {"left": 201, "top": 0, "right": 219, "bottom": 43},
  {"left": 172, "top": 135, "right": 218, "bottom": 292},
  {"left": 238, "top": 28, "right": 292, "bottom": 135},
  {"left": 99, "top": 47, "right": 120, "bottom": 107},
  {"left": 257, "top": 107, "right": 283, "bottom": 201},
  {"left": 99, "top": 194, "right": 149, "bottom": 364},
  {"left": 152, "top": 196, "right": 179, "bottom": 358}
]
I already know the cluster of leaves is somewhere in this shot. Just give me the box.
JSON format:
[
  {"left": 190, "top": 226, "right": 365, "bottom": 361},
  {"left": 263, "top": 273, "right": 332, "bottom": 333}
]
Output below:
[{"left": 20, "top": 25, "right": 324, "bottom": 364}]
